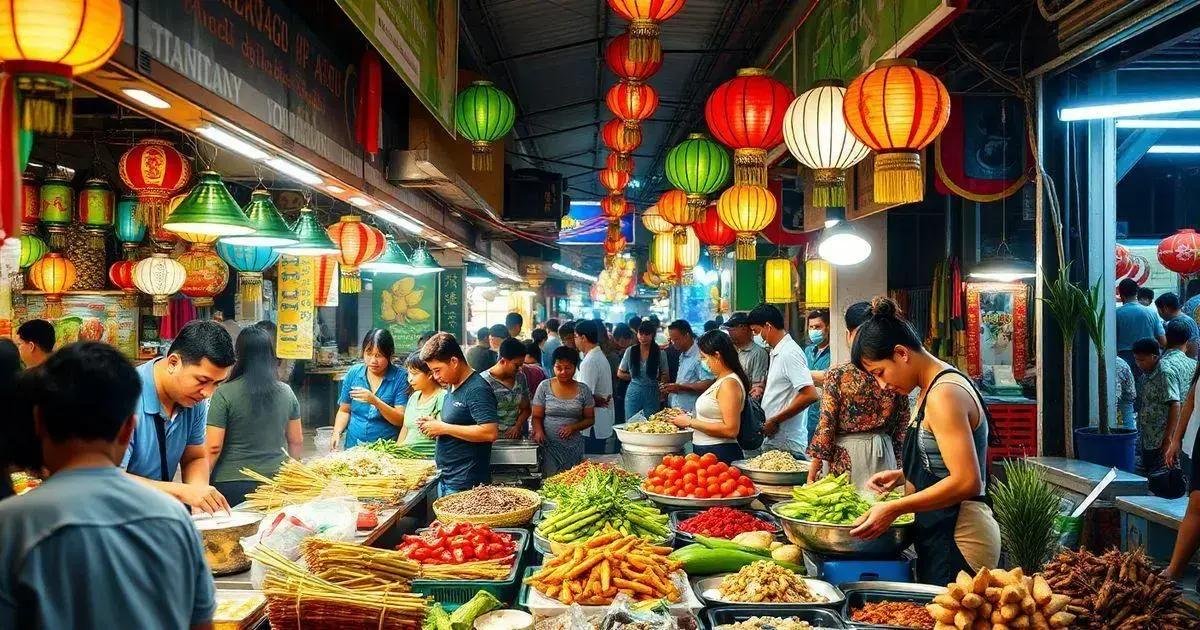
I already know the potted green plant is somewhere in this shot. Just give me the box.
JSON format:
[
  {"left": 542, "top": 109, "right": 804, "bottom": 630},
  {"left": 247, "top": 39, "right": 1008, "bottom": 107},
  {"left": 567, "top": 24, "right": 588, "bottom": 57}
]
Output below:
[{"left": 1073, "top": 275, "right": 1138, "bottom": 470}]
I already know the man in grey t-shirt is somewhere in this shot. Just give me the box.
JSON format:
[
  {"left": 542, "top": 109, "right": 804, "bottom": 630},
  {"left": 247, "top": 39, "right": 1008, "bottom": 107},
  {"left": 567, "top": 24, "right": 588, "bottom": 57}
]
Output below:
[
  {"left": 0, "top": 342, "right": 214, "bottom": 629},
  {"left": 724, "top": 313, "right": 768, "bottom": 400}
]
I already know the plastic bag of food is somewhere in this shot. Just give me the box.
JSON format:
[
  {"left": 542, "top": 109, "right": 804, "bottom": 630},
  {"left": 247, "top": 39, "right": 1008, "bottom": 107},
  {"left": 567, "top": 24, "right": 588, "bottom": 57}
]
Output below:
[
  {"left": 240, "top": 488, "right": 360, "bottom": 587},
  {"left": 534, "top": 605, "right": 594, "bottom": 630},
  {"left": 599, "top": 593, "right": 680, "bottom": 630}
]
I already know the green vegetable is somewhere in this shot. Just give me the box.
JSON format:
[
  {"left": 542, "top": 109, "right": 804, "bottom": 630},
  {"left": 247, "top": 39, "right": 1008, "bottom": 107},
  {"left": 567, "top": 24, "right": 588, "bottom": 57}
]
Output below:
[
  {"left": 775, "top": 473, "right": 914, "bottom": 525},
  {"left": 990, "top": 458, "right": 1062, "bottom": 572},
  {"left": 694, "top": 534, "right": 772, "bottom": 557},
  {"left": 669, "top": 543, "right": 805, "bottom": 575},
  {"left": 364, "top": 438, "right": 428, "bottom": 460},
  {"left": 425, "top": 604, "right": 453, "bottom": 630},
  {"left": 448, "top": 591, "right": 502, "bottom": 630},
  {"left": 536, "top": 474, "right": 669, "bottom": 543}
]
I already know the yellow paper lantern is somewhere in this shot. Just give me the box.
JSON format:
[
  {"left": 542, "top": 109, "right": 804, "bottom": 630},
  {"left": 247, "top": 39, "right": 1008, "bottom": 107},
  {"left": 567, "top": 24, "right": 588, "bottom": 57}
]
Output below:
[
  {"left": 641, "top": 204, "right": 673, "bottom": 235},
  {"left": 716, "top": 184, "right": 777, "bottom": 260},
  {"left": 675, "top": 226, "right": 700, "bottom": 285},
  {"left": 651, "top": 233, "right": 676, "bottom": 287},
  {"left": 28, "top": 252, "right": 76, "bottom": 315},
  {"left": 764, "top": 257, "right": 793, "bottom": 304},
  {"left": 805, "top": 259, "right": 831, "bottom": 308}
]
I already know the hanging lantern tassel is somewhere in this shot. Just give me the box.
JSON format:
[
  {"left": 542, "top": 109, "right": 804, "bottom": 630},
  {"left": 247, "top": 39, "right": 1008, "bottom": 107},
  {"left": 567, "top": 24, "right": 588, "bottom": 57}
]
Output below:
[
  {"left": 341, "top": 267, "right": 363, "bottom": 294},
  {"left": 238, "top": 271, "right": 265, "bottom": 322},
  {"left": 470, "top": 140, "right": 494, "bottom": 172},
  {"left": 733, "top": 148, "right": 768, "bottom": 186},
  {"left": 707, "top": 245, "right": 727, "bottom": 269},
  {"left": 811, "top": 168, "right": 848, "bottom": 208},
  {"left": 150, "top": 296, "right": 170, "bottom": 317},
  {"left": 873, "top": 151, "right": 923, "bottom": 204},
  {"left": 84, "top": 228, "right": 106, "bottom": 251},
  {"left": 735, "top": 234, "right": 757, "bottom": 260},
  {"left": 45, "top": 226, "right": 66, "bottom": 250},
  {"left": 626, "top": 20, "right": 663, "bottom": 63},
  {"left": 14, "top": 68, "right": 74, "bottom": 135}
]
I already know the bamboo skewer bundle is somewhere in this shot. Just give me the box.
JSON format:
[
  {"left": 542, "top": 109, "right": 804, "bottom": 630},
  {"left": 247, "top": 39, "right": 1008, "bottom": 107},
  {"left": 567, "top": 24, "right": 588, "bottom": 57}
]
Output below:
[
  {"left": 248, "top": 546, "right": 428, "bottom": 630},
  {"left": 241, "top": 457, "right": 435, "bottom": 511},
  {"left": 302, "top": 538, "right": 421, "bottom": 585},
  {"left": 418, "top": 558, "right": 513, "bottom": 581}
]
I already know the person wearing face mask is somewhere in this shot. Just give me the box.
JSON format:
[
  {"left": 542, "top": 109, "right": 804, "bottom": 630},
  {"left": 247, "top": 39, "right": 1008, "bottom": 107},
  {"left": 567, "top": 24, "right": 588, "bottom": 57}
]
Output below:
[
  {"left": 667, "top": 330, "right": 749, "bottom": 463},
  {"left": 804, "top": 309, "right": 832, "bottom": 443},
  {"left": 847, "top": 297, "right": 1000, "bottom": 587},
  {"left": 722, "top": 313, "right": 768, "bottom": 401},
  {"left": 333, "top": 329, "right": 409, "bottom": 449},
  {"left": 661, "top": 320, "right": 715, "bottom": 415},
  {"left": 747, "top": 304, "right": 819, "bottom": 457},
  {"left": 807, "top": 302, "right": 910, "bottom": 489},
  {"left": 124, "top": 320, "right": 234, "bottom": 514}
]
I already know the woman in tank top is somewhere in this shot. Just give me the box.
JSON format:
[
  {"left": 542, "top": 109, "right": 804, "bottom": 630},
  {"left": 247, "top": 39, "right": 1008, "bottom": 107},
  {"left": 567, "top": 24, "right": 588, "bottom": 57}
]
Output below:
[
  {"left": 667, "top": 330, "right": 748, "bottom": 464},
  {"left": 846, "top": 297, "right": 1000, "bottom": 586}
]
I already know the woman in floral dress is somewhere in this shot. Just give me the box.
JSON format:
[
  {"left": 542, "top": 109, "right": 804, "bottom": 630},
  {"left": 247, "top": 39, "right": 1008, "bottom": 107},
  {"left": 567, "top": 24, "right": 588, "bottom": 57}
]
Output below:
[{"left": 807, "top": 302, "right": 910, "bottom": 489}]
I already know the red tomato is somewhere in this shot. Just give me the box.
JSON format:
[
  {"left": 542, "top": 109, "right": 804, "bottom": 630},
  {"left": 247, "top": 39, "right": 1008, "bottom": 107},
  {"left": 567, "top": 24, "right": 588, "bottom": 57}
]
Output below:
[
  {"left": 717, "top": 472, "right": 732, "bottom": 484},
  {"left": 695, "top": 488, "right": 709, "bottom": 498},
  {"left": 714, "top": 462, "right": 729, "bottom": 473},
  {"left": 728, "top": 467, "right": 742, "bottom": 477},
  {"left": 655, "top": 464, "right": 668, "bottom": 476},
  {"left": 720, "top": 480, "right": 735, "bottom": 495},
  {"left": 682, "top": 472, "right": 697, "bottom": 485},
  {"left": 665, "top": 469, "right": 681, "bottom": 480},
  {"left": 707, "top": 483, "right": 721, "bottom": 496},
  {"left": 738, "top": 476, "right": 754, "bottom": 488},
  {"left": 683, "top": 482, "right": 697, "bottom": 493},
  {"left": 700, "top": 452, "right": 718, "bottom": 465},
  {"left": 685, "top": 453, "right": 700, "bottom": 463},
  {"left": 683, "top": 461, "right": 701, "bottom": 474}
]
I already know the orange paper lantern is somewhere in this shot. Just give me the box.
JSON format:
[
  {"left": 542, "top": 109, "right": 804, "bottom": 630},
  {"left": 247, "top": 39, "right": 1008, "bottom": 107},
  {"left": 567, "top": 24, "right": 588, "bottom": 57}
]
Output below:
[
  {"left": 607, "top": 0, "right": 685, "bottom": 63},
  {"left": 601, "top": 118, "right": 642, "bottom": 171},
  {"left": 599, "top": 168, "right": 631, "bottom": 194},
  {"left": 326, "top": 215, "right": 386, "bottom": 293},
  {"left": 606, "top": 80, "right": 659, "bottom": 130},
  {"left": 177, "top": 248, "right": 230, "bottom": 307},
  {"left": 843, "top": 59, "right": 950, "bottom": 204},
  {"left": 656, "top": 188, "right": 697, "bottom": 244},
  {"left": 716, "top": 184, "right": 776, "bottom": 260},
  {"left": 28, "top": 252, "right": 76, "bottom": 315},
  {"left": 600, "top": 194, "right": 628, "bottom": 222}
]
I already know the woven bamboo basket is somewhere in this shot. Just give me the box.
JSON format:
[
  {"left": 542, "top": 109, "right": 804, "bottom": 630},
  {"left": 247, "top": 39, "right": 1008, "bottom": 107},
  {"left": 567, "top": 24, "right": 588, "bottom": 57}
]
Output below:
[{"left": 433, "top": 487, "right": 541, "bottom": 527}]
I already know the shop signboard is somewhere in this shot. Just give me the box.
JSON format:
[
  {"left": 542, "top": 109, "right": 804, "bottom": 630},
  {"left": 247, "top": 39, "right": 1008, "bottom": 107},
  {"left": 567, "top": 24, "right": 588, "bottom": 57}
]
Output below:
[
  {"left": 373, "top": 273, "right": 439, "bottom": 351},
  {"left": 126, "top": 0, "right": 364, "bottom": 176},
  {"left": 17, "top": 292, "right": 138, "bottom": 358},
  {"left": 439, "top": 268, "right": 464, "bottom": 342},
  {"left": 560, "top": 201, "right": 635, "bottom": 245},
  {"left": 276, "top": 255, "right": 317, "bottom": 360},
  {"left": 335, "top": 0, "right": 459, "bottom": 134}
]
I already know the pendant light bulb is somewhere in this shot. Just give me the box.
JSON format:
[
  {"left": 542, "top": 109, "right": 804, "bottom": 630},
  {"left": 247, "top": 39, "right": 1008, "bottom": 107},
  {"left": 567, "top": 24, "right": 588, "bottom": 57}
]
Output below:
[{"left": 818, "top": 223, "right": 871, "bottom": 266}]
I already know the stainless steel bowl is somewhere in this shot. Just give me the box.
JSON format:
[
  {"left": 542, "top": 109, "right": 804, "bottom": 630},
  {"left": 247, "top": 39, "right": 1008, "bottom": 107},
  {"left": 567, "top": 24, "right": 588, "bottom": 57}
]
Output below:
[
  {"left": 614, "top": 426, "right": 694, "bottom": 448},
  {"left": 770, "top": 502, "right": 913, "bottom": 557},
  {"left": 641, "top": 488, "right": 759, "bottom": 508},
  {"left": 732, "top": 460, "right": 810, "bottom": 486}
]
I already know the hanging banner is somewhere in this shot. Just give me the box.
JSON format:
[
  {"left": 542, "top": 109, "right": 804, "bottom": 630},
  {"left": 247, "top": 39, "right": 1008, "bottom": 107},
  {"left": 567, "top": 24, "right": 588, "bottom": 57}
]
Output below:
[
  {"left": 764, "top": 177, "right": 813, "bottom": 245},
  {"left": 439, "top": 268, "right": 464, "bottom": 342},
  {"left": 335, "top": 0, "right": 459, "bottom": 134},
  {"left": 276, "top": 255, "right": 317, "bottom": 360},
  {"left": 934, "top": 95, "right": 1031, "bottom": 202},
  {"left": 373, "top": 273, "right": 439, "bottom": 351}
]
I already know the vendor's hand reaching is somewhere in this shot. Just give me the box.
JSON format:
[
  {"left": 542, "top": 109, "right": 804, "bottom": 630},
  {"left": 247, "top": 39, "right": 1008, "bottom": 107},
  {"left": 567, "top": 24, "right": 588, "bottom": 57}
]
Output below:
[
  {"left": 660, "top": 383, "right": 680, "bottom": 394},
  {"left": 503, "top": 424, "right": 524, "bottom": 440},
  {"left": 349, "top": 386, "right": 378, "bottom": 406},
  {"left": 865, "top": 469, "right": 905, "bottom": 495},
  {"left": 807, "top": 458, "right": 823, "bottom": 484},
  {"left": 667, "top": 410, "right": 690, "bottom": 429},
  {"left": 763, "top": 418, "right": 780, "bottom": 438},
  {"left": 181, "top": 484, "right": 231, "bottom": 515},
  {"left": 1164, "top": 440, "right": 1182, "bottom": 468},
  {"left": 849, "top": 502, "right": 899, "bottom": 540}
]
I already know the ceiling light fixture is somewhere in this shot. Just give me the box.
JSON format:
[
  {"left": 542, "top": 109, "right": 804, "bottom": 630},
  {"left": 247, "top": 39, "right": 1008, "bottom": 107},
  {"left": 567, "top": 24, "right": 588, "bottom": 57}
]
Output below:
[
  {"left": 362, "top": 235, "right": 414, "bottom": 273},
  {"left": 122, "top": 88, "right": 170, "bottom": 109},
  {"left": 1059, "top": 96, "right": 1200, "bottom": 121},
  {"left": 266, "top": 157, "right": 322, "bottom": 185},
  {"left": 551, "top": 262, "right": 599, "bottom": 282},
  {"left": 390, "top": 214, "right": 423, "bottom": 235},
  {"left": 823, "top": 207, "right": 845, "bottom": 228},
  {"left": 1147, "top": 145, "right": 1200, "bottom": 154},
  {"left": 465, "top": 261, "right": 495, "bottom": 285},
  {"left": 407, "top": 243, "right": 444, "bottom": 275},
  {"left": 1115, "top": 119, "right": 1200, "bottom": 129},
  {"left": 326, "top": 185, "right": 346, "bottom": 194},
  {"left": 818, "top": 222, "right": 872, "bottom": 266},
  {"left": 348, "top": 196, "right": 370, "bottom": 207},
  {"left": 196, "top": 125, "right": 269, "bottom": 161}
]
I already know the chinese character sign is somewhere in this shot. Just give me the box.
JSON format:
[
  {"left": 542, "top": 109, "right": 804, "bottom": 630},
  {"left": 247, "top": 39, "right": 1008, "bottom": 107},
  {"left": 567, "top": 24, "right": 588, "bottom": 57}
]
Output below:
[
  {"left": 439, "top": 268, "right": 464, "bottom": 341},
  {"left": 276, "top": 255, "right": 317, "bottom": 360}
]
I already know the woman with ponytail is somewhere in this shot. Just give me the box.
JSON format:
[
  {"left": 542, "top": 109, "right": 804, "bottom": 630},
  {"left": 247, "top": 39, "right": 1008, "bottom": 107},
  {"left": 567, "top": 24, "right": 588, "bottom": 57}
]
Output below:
[{"left": 847, "top": 297, "right": 1000, "bottom": 586}]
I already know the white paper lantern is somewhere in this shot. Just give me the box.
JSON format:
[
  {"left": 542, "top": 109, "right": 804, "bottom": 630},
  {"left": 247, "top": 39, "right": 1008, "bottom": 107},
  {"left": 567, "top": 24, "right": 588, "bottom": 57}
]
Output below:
[
  {"left": 133, "top": 252, "right": 187, "bottom": 316},
  {"left": 782, "top": 80, "right": 870, "bottom": 208}
]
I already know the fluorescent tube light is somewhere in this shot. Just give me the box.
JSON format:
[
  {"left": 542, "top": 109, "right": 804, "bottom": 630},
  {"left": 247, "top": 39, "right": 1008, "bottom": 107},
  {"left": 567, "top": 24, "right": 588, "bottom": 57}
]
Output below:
[
  {"left": 391, "top": 214, "right": 423, "bottom": 235},
  {"left": 551, "top": 262, "right": 598, "bottom": 282},
  {"left": 1115, "top": 119, "right": 1200, "bottom": 129},
  {"left": 326, "top": 185, "right": 346, "bottom": 194},
  {"left": 1059, "top": 97, "right": 1200, "bottom": 121},
  {"left": 266, "top": 157, "right": 322, "bottom": 185},
  {"left": 122, "top": 88, "right": 170, "bottom": 109},
  {"left": 348, "top": 196, "right": 370, "bottom": 207},
  {"left": 1147, "top": 145, "right": 1200, "bottom": 154},
  {"left": 196, "top": 125, "right": 269, "bottom": 161}
]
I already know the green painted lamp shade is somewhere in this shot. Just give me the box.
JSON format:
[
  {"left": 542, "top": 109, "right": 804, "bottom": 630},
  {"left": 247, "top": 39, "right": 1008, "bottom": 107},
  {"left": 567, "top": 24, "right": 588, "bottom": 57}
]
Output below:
[
  {"left": 362, "top": 235, "right": 413, "bottom": 273},
  {"left": 115, "top": 195, "right": 146, "bottom": 244},
  {"left": 221, "top": 189, "right": 298, "bottom": 247},
  {"left": 19, "top": 129, "right": 32, "bottom": 172},
  {"left": 278, "top": 206, "right": 340, "bottom": 256},
  {"left": 455, "top": 81, "right": 516, "bottom": 142},
  {"left": 464, "top": 261, "right": 494, "bottom": 285},
  {"left": 19, "top": 234, "right": 47, "bottom": 268},
  {"left": 163, "top": 171, "right": 254, "bottom": 237},
  {"left": 39, "top": 174, "right": 73, "bottom": 226},
  {"left": 665, "top": 133, "right": 731, "bottom": 196},
  {"left": 77, "top": 178, "right": 115, "bottom": 227},
  {"left": 407, "top": 243, "right": 444, "bottom": 274}
]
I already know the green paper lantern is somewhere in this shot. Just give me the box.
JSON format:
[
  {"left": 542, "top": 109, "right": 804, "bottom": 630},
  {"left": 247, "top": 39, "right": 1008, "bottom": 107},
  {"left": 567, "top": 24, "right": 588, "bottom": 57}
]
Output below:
[
  {"left": 18, "top": 129, "right": 32, "bottom": 172},
  {"left": 455, "top": 80, "right": 516, "bottom": 171},
  {"left": 162, "top": 171, "right": 254, "bottom": 238},
  {"left": 665, "top": 133, "right": 731, "bottom": 214},
  {"left": 278, "top": 206, "right": 339, "bottom": 256},
  {"left": 221, "top": 189, "right": 298, "bottom": 247},
  {"left": 19, "top": 234, "right": 47, "bottom": 268},
  {"left": 39, "top": 173, "right": 72, "bottom": 249}
]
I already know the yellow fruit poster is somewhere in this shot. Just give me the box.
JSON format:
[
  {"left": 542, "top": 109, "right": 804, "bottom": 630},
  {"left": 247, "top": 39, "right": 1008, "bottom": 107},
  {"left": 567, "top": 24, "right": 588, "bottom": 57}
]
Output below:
[
  {"left": 374, "top": 273, "right": 438, "bottom": 351},
  {"left": 276, "top": 255, "right": 317, "bottom": 360}
]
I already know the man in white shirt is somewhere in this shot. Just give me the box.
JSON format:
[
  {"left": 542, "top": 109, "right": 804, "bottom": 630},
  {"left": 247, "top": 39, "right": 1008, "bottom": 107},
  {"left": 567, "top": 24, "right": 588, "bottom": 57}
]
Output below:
[
  {"left": 748, "top": 304, "right": 819, "bottom": 456},
  {"left": 663, "top": 320, "right": 714, "bottom": 414},
  {"left": 574, "top": 320, "right": 614, "bottom": 454}
]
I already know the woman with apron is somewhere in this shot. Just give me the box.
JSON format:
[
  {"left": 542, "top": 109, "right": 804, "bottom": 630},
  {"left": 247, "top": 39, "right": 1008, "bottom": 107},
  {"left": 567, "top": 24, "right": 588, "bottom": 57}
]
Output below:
[
  {"left": 808, "top": 302, "right": 911, "bottom": 489},
  {"left": 847, "top": 298, "right": 1000, "bottom": 586}
]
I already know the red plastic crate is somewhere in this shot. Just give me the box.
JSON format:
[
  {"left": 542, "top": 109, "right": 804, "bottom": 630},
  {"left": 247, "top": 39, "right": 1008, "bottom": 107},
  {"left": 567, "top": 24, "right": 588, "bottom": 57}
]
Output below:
[{"left": 987, "top": 403, "right": 1038, "bottom": 468}]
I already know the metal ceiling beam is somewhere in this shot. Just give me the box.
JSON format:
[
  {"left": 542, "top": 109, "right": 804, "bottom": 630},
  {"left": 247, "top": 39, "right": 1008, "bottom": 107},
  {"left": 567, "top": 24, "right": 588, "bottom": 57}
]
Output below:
[
  {"left": 522, "top": 98, "right": 598, "bottom": 118},
  {"left": 518, "top": 121, "right": 600, "bottom": 141},
  {"left": 488, "top": 37, "right": 604, "bottom": 64}
]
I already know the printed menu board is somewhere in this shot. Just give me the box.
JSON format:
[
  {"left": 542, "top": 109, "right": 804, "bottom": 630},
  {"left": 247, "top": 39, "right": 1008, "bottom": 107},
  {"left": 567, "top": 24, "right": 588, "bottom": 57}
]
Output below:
[{"left": 16, "top": 292, "right": 138, "bottom": 359}]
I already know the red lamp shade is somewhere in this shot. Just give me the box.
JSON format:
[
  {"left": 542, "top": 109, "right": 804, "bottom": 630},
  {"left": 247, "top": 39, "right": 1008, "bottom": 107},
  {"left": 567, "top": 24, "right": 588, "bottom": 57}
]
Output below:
[
  {"left": 118, "top": 138, "right": 192, "bottom": 233},
  {"left": 843, "top": 58, "right": 950, "bottom": 204},
  {"left": 656, "top": 188, "right": 697, "bottom": 244},
  {"left": 108, "top": 259, "right": 138, "bottom": 305},
  {"left": 602, "top": 119, "right": 642, "bottom": 172},
  {"left": 693, "top": 202, "right": 736, "bottom": 267},
  {"left": 599, "top": 168, "right": 631, "bottom": 194},
  {"left": 605, "top": 33, "right": 662, "bottom": 81},
  {"left": 606, "top": 152, "right": 634, "bottom": 174},
  {"left": 600, "top": 194, "right": 628, "bottom": 222},
  {"left": 606, "top": 80, "right": 658, "bottom": 129},
  {"left": 705, "top": 68, "right": 793, "bottom": 186},
  {"left": 327, "top": 215, "right": 386, "bottom": 293},
  {"left": 1158, "top": 229, "right": 1200, "bottom": 276}
]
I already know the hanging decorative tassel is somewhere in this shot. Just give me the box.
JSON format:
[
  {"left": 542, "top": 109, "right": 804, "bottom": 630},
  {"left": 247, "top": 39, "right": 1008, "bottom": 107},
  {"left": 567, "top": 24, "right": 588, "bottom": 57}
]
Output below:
[
  {"left": 810, "top": 168, "right": 848, "bottom": 208},
  {"left": 470, "top": 141, "right": 494, "bottom": 172},
  {"left": 735, "top": 234, "right": 757, "bottom": 261},
  {"left": 873, "top": 152, "right": 923, "bottom": 204},
  {"left": 686, "top": 194, "right": 707, "bottom": 217},
  {"left": 733, "top": 148, "right": 767, "bottom": 186},
  {"left": 45, "top": 225, "right": 67, "bottom": 250},
  {"left": 14, "top": 71, "right": 73, "bottom": 135},
  {"left": 707, "top": 245, "right": 726, "bottom": 269},
  {"left": 340, "top": 268, "right": 362, "bottom": 294},
  {"left": 626, "top": 20, "right": 663, "bottom": 63},
  {"left": 151, "top": 296, "right": 170, "bottom": 317}
]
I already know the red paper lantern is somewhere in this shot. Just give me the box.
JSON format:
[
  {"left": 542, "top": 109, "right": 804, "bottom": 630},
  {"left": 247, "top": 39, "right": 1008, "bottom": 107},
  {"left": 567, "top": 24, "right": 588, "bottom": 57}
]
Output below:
[
  {"left": 693, "top": 202, "right": 736, "bottom": 267},
  {"left": 118, "top": 138, "right": 191, "bottom": 232},
  {"left": 607, "top": 0, "right": 685, "bottom": 63},
  {"left": 108, "top": 259, "right": 138, "bottom": 306},
  {"left": 605, "top": 33, "right": 662, "bottom": 81},
  {"left": 177, "top": 248, "right": 230, "bottom": 307},
  {"left": 606, "top": 80, "right": 658, "bottom": 130},
  {"left": 600, "top": 195, "right": 628, "bottom": 221},
  {"left": 599, "top": 168, "right": 631, "bottom": 194},
  {"left": 602, "top": 118, "right": 642, "bottom": 154},
  {"left": 704, "top": 68, "right": 794, "bottom": 186},
  {"left": 606, "top": 152, "right": 634, "bottom": 174},
  {"left": 1115, "top": 244, "right": 1132, "bottom": 279},
  {"left": 19, "top": 173, "right": 38, "bottom": 230},
  {"left": 327, "top": 215, "right": 386, "bottom": 293},
  {"left": 1158, "top": 228, "right": 1200, "bottom": 276}
]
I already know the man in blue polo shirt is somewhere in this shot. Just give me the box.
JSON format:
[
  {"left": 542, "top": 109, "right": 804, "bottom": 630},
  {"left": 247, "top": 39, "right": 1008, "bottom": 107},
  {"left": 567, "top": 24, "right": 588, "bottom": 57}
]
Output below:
[
  {"left": 418, "top": 332, "right": 499, "bottom": 495},
  {"left": 123, "top": 320, "right": 235, "bottom": 513},
  {"left": 0, "top": 342, "right": 215, "bottom": 628}
]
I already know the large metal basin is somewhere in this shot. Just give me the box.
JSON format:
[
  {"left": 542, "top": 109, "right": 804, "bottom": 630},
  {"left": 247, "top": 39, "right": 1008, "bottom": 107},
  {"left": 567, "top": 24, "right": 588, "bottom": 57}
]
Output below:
[
  {"left": 770, "top": 502, "right": 912, "bottom": 558},
  {"left": 732, "top": 459, "right": 809, "bottom": 486},
  {"left": 614, "top": 426, "right": 693, "bottom": 448}
]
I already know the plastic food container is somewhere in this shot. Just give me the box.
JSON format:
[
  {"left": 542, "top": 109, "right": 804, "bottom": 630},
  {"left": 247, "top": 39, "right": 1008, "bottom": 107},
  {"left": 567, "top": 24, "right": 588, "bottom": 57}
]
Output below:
[
  {"left": 693, "top": 574, "right": 845, "bottom": 609},
  {"left": 704, "top": 605, "right": 847, "bottom": 629}
]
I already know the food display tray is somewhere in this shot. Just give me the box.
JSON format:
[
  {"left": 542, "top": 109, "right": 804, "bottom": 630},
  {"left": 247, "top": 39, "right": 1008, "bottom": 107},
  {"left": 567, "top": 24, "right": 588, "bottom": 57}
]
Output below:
[
  {"left": 703, "top": 605, "right": 847, "bottom": 629},
  {"left": 409, "top": 527, "right": 528, "bottom": 611},
  {"left": 518, "top": 566, "right": 704, "bottom": 618},
  {"left": 731, "top": 460, "right": 810, "bottom": 486},
  {"left": 614, "top": 426, "right": 694, "bottom": 448},
  {"left": 693, "top": 575, "right": 845, "bottom": 609},
  {"left": 837, "top": 581, "right": 943, "bottom": 630},
  {"left": 641, "top": 488, "right": 760, "bottom": 509},
  {"left": 669, "top": 509, "right": 781, "bottom": 545}
]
